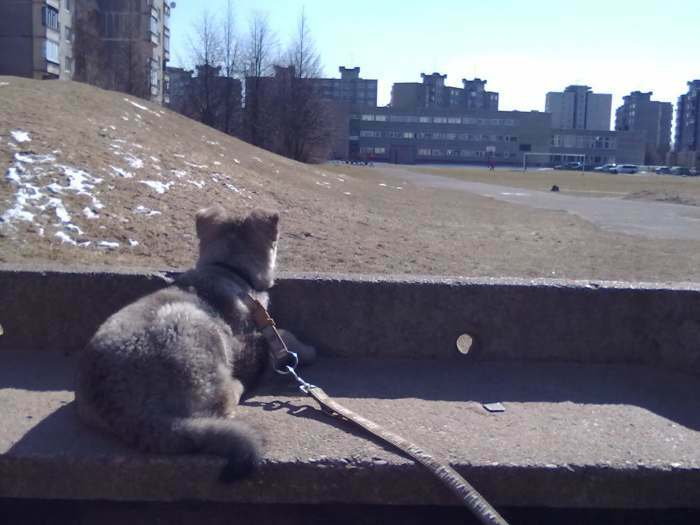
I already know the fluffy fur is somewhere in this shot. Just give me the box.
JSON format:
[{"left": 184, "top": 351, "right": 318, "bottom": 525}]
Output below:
[{"left": 75, "top": 205, "right": 314, "bottom": 480}]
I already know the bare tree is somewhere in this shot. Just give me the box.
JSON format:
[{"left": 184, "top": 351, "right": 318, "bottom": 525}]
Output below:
[
  {"left": 221, "top": 0, "right": 241, "bottom": 135},
  {"left": 273, "top": 8, "right": 334, "bottom": 162},
  {"left": 189, "top": 10, "right": 223, "bottom": 127},
  {"left": 243, "top": 11, "right": 276, "bottom": 147},
  {"left": 287, "top": 7, "right": 322, "bottom": 79}
]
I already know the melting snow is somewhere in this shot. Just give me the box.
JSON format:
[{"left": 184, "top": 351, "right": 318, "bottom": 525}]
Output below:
[
  {"left": 110, "top": 165, "right": 133, "bottom": 178},
  {"left": 187, "top": 180, "right": 206, "bottom": 189},
  {"left": 252, "top": 156, "right": 262, "bottom": 163},
  {"left": 343, "top": 192, "right": 352, "bottom": 196},
  {"left": 125, "top": 98, "right": 163, "bottom": 118},
  {"left": 134, "top": 205, "right": 161, "bottom": 217},
  {"left": 171, "top": 170, "right": 187, "bottom": 179},
  {"left": 11, "top": 130, "right": 31, "bottom": 143},
  {"left": 225, "top": 183, "right": 240, "bottom": 193},
  {"left": 213, "top": 161, "right": 222, "bottom": 166},
  {"left": 0, "top": 82, "right": 9, "bottom": 87},
  {"left": 378, "top": 183, "right": 387, "bottom": 187},
  {"left": 150, "top": 156, "right": 160, "bottom": 162},
  {"left": 124, "top": 154, "right": 144, "bottom": 169},
  {"left": 129, "top": 239, "right": 139, "bottom": 247},
  {"left": 184, "top": 161, "right": 208, "bottom": 169},
  {"left": 83, "top": 207, "right": 99, "bottom": 219},
  {"left": 139, "top": 180, "right": 173, "bottom": 194},
  {"left": 55, "top": 231, "right": 76, "bottom": 245},
  {"left": 233, "top": 158, "right": 240, "bottom": 164},
  {"left": 99, "top": 241, "right": 120, "bottom": 249},
  {"left": 15, "top": 152, "right": 56, "bottom": 164}
]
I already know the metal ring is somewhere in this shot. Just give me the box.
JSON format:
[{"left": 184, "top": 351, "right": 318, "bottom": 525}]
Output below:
[{"left": 273, "top": 351, "right": 299, "bottom": 375}]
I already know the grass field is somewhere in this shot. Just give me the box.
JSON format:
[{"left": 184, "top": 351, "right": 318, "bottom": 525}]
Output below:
[{"left": 405, "top": 166, "right": 700, "bottom": 205}]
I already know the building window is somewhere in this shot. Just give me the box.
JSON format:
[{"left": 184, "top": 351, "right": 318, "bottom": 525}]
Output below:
[
  {"left": 64, "top": 56, "right": 73, "bottom": 73},
  {"left": 448, "top": 117, "right": 461, "bottom": 124},
  {"left": 64, "top": 0, "right": 71, "bottom": 10},
  {"left": 402, "top": 132, "right": 415, "bottom": 139},
  {"left": 418, "top": 148, "right": 431, "bottom": 156},
  {"left": 361, "top": 114, "right": 375, "bottom": 121},
  {"left": 360, "top": 130, "right": 381, "bottom": 138},
  {"left": 64, "top": 26, "right": 73, "bottom": 42},
  {"left": 419, "top": 116, "right": 431, "bottom": 123},
  {"left": 375, "top": 115, "right": 387, "bottom": 122},
  {"left": 433, "top": 117, "right": 447, "bottom": 124},
  {"left": 374, "top": 147, "right": 386, "bottom": 154},
  {"left": 43, "top": 6, "right": 59, "bottom": 31},
  {"left": 45, "top": 39, "right": 60, "bottom": 64}
]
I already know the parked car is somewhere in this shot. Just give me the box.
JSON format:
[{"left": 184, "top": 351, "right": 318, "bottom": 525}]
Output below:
[
  {"left": 594, "top": 163, "right": 617, "bottom": 172},
  {"left": 554, "top": 161, "right": 583, "bottom": 170},
  {"left": 655, "top": 166, "right": 672, "bottom": 174},
  {"left": 610, "top": 164, "right": 639, "bottom": 174},
  {"left": 670, "top": 166, "right": 691, "bottom": 176}
]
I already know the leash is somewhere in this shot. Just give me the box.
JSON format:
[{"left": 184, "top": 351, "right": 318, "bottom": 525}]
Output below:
[{"left": 241, "top": 295, "right": 510, "bottom": 525}]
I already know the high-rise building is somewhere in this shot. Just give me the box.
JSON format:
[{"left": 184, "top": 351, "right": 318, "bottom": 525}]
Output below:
[
  {"left": 391, "top": 73, "right": 498, "bottom": 111},
  {"left": 545, "top": 85, "right": 612, "bottom": 131},
  {"left": 74, "top": 0, "right": 171, "bottom": 104},
  {"left": 0, "top": 0, "right": 171, "bottom": 104},
  {"left": 309, "top": 66, "right": 378, "bottom": 107},
  {"left": 674, "top": 80, "right": 700, "bottom": 168},
  {"left": 615, "top": 91, "right": 673, "bottom": 165},
  {"left": 0, "top": 0, "right": 75, "bottom": 80}
]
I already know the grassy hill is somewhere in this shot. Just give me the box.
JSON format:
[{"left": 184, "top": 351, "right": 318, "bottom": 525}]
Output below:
[{"left": 2, "top": 76, "right": 700, "bottom": 282}]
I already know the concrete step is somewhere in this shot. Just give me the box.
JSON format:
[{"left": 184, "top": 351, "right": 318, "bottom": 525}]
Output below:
[{"left": 2, "top": 350, "right": 699, "bottom": 509}]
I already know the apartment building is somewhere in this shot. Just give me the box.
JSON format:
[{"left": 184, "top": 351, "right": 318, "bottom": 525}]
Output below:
[
  {"left": 73, "top": 0, "right": 170, "bottom": 104},
  {"left": 0, "top": 0, "right": 75, "bottom": 80},
  {"left": 614, "top": 91, "right": 673, "bottom": 165},
  {"left": 0, "top": 0, "right": 170, "bottom": 104},
  {"left": 391, "top": 73, "right": 498, "bottom": 111},
  {"left": 309, "top": 66, "right": 378, "bottom": 107},
  {"left": 545, "top": 85, "right": 612, "bottom": 131},
  {"left": 675, "top": 80, "right": 700, "bottom": 168}
]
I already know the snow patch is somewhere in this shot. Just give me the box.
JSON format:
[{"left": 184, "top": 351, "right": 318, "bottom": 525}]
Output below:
[
  {"left": 98, "top": 241, "right": 120, "bottom": 249},
  {"left": 124, "top": 153, "right": 144, "bottom": 169},
  {"left": 134, "top": 205, "right": 161, "bottom": 217},
  {"left": 83, "top": 207, "right": 99, "bottom": 219},
  {"left": 171, "top": 169, "right": 187, "bottom": 179},
  {"left": 11, "top": 130, "right": 31, "bottom": 143},
  {"left": 187, "top": 180, "right": 206, "bottom": 189},
  {"left": 252, "top": 156, "right": 263, "bottom": 163},
  {"left": 15, "top": 152, "right": 56, "bottom": 164},
  {"left": 110, "top": 165, "right": 133, "bottom": 178},
  {"left": 129, "top": 239, "right": 139, "bottom": 247},
  {"left": 139, "top": 180, "right": 173, "bottom": 194},
  {"left": 0, "top": 82, "right": 9, "bottom": 87},
  {"left": 184, "top": 161, "right": 208, "bottom": 169},
  {"left": 233, "top": 158, "right": 240, "bottom": 164},
  {"left": 55, "top": 231, "right": 76, "bottom": 245},
  {"left": 125, "top": 98, "right": 163, "bottom": 117}
]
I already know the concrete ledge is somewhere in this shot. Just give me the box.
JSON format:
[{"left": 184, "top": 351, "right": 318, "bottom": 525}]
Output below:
[
  {"left": 2, "top": 265, "right": 700, "bottom": 374},
  {"left": 2, "top": 351, "right": 700, "bottom": 508}
]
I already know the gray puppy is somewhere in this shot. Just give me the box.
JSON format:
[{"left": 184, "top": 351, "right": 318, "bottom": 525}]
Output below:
[{"left": 75, "top": 205, "right": 315, "bottom": 480}]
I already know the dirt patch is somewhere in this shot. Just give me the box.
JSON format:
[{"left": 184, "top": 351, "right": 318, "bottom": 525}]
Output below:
[
  {"left": 2, "top": 77, "right": 700, "bottom": 283},
  {"left": 624, "top": 190, "right": 700, "bottom": 207}
]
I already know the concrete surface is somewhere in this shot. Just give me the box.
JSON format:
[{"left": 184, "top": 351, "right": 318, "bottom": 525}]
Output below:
[
  {"left": 2, "top": 350, "right": 700, "bottom": 508},
  {"left": 3, "top": 265, "right": 700, "bottom": 375},
  {"left": 376, "top": 165, "right": 700, "bottom": 241}
]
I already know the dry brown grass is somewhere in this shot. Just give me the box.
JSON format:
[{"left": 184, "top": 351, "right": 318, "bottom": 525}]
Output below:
[{"left": 2, "top": 76, "right": 700, "bottom": 283}]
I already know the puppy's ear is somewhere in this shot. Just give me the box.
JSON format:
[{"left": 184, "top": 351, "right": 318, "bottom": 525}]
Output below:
[
  {"left": 244, "top": 208, "right": 280, "bottom": 240},
  {"left": 196, "top": 205, "right": 228, "bottom": 243}
]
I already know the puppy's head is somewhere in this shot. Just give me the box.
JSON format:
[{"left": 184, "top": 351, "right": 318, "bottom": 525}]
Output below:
[{"left": 196, "top": 205, "right": 280, "bottom": 290}]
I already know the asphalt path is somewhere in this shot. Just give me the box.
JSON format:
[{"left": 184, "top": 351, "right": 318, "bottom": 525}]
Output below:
[{"left": 376, "top": 165, "right": 700, "bottom": 241}]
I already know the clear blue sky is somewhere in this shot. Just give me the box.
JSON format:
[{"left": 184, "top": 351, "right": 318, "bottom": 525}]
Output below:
[{"left": 170, "top": 0, "right": 699, "bottom": 128}]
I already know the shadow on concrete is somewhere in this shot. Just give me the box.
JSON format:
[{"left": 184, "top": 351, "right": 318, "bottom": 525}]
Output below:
[
  {"left": 6, "top": 401, "right": 129, "bottom": 457},
  {"left": 255, "top": 358, "right": 700, "bottom": 432},
  {"left": 0, "top": 351, "right": 76, "bottom": 392}
]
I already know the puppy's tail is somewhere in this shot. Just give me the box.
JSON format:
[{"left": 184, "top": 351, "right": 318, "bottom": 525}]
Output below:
[{"left": 140, "top": 416, "right": 261, "bottom": 482}]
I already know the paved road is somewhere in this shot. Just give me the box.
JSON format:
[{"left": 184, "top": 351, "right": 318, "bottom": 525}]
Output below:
[{"left": 377, "top": 165, "right": 700, "bottom": 241}]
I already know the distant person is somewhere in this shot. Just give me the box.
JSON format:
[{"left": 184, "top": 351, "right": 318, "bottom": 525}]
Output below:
[{"left": 488, "top": 158, "right": 495, "bottom": 171}]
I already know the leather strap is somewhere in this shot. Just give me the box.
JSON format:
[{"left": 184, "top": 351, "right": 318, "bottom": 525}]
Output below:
[
  {"left": 242, "top": 294, "right": 509, "bottom": 524},
  {"left": 306, "top": 386, "right": 510, "bottom": 525}
]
